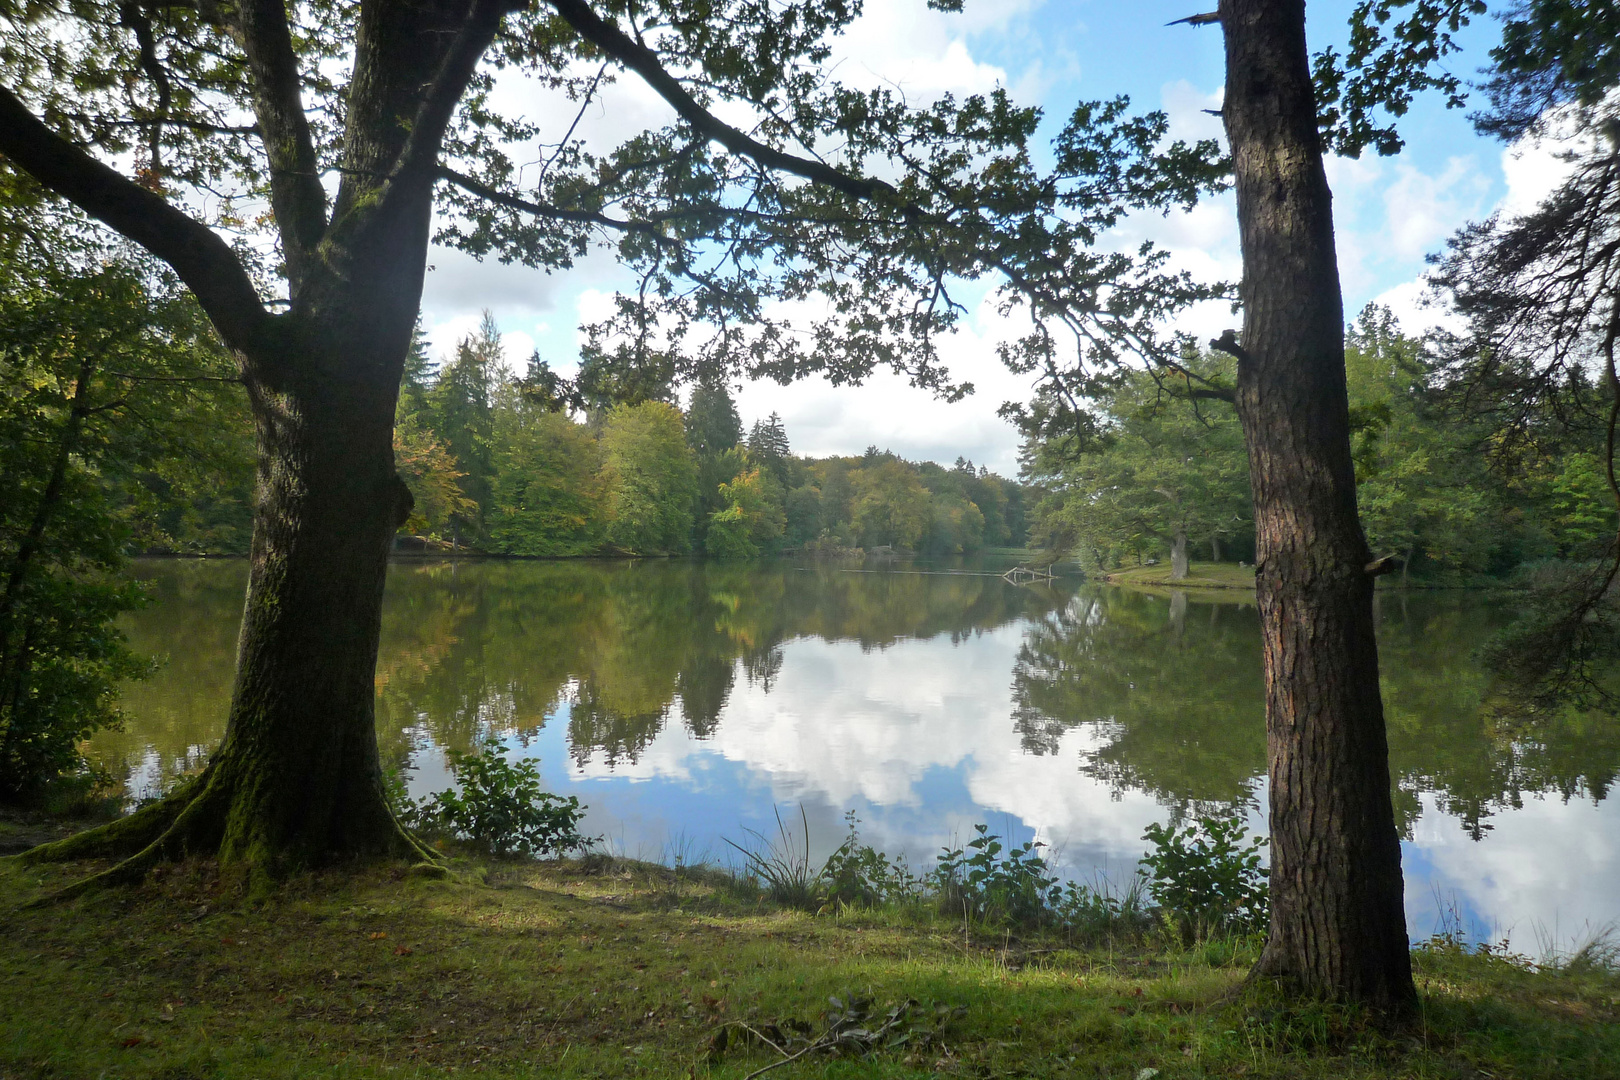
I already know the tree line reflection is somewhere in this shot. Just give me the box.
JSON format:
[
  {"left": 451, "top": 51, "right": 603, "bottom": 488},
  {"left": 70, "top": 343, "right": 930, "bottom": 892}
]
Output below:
[
  {"left": 1010, "top": 587, "right": 1620, "bottom": 838},
  {"left": 94, "top": 559, "right": 1620, "bottom": 839},
  {"left": 372, "top": 560, "right": 1066, "bottom": 768}
]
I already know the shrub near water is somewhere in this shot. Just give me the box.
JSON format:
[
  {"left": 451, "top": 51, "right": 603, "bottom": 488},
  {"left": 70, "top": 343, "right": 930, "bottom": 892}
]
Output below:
[
  {"left": 935, "top": 824, "right": 1064, "bottom": 926},
  {"left": 734, "top": 813, "right": 1153, "bottom": 939},
  {"left": 1140, "top": 814, "right": 1269, "bottom": 935},
  {"left": 400, "top": 756, "right": 1262, "bottom": 941},
  {"left": 821, "top": 811, "right": 925, "bottom": 908},
  {"left": 406, "top": 738, "right": 594, "bottom": 859}
]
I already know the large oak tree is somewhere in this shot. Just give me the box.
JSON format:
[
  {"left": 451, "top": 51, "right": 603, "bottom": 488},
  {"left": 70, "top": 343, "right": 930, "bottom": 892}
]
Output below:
[{"left": 1, "top": 0, "right": 1212, "bottom": 890}]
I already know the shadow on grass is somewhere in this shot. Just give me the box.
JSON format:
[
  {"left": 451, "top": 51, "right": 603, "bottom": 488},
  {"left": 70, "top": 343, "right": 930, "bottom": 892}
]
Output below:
[{"left": 2, "top": 853, "right": 1618, "bottom": 1079}]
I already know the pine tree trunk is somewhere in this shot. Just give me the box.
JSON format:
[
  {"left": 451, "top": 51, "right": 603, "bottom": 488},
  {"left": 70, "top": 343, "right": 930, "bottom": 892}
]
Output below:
[
  {"left": 1171, "top": 529, "right": 1190, "bottom": 580},
  {"left": 1218, "top": 0, "right": 1416, "bottom": 1008}
]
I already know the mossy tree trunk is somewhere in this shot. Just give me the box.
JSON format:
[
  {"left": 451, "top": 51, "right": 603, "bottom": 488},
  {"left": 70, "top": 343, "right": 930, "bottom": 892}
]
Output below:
[
  {"left": 1217, "top": 0, "right": 1417, "bottom": 1009},
  {"left": 14, "top": 279, "right": 440, "bottom": 886},
  {"left": 209, "top": 325, "right": 419, "bottom": 870},
  {"left": 0, "top": 0, "right": 514, "bottom": 885}
]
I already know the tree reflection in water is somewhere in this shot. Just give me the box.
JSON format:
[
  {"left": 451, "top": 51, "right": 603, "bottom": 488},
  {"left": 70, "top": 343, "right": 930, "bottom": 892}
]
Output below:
[
  {"left": 1009, "top": 586, "right": 1620, "bottom": 840},
  {"left": 98, "top": 559, "right": 1069, "bottom": 792},
  {"left": 96, "top": 560, "right": 1620, "bottom": 850}
]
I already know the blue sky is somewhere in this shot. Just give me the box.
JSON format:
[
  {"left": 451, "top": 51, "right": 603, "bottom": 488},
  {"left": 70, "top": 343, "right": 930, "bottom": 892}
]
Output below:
[{"left": 418, "top": 0, "right": 1555, "bottom": 474}]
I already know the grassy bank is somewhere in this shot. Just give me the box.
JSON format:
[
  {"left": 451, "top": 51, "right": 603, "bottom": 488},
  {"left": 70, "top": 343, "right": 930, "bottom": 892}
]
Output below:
[
  {"left": 3, "top": 851, "right": 1618, "bottom": 1079},
  {"left": 1099, "top": 562, "right": 1258, "bottom": 591}
]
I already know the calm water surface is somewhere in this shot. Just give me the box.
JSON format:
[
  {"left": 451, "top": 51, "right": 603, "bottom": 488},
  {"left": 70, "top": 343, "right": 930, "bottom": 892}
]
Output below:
[{"left": 92, "top": 557, "right": 1620, "bottom": 951}]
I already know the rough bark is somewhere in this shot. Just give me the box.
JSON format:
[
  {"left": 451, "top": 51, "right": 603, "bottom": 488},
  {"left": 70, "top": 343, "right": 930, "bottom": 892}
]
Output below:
[
  {"left": 1217, "top": 0, "right": 1416, "bottom": 1008},
  {"left": 1170, "top": 528, "right": 1190, "bottom": 580},
  {"left": 22, "top": 297, "right": 433, "bottom": 889},
  {"left": 3, "top": 0, "right": 510, "bottom": 888}
]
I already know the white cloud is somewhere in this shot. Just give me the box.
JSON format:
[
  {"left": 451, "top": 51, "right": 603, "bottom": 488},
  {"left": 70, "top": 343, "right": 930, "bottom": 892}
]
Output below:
[
  {"left": 830, "top": 0, "right": 1035, "bottom": 99},
  {"left": 1369, "top": 278, "right": 1464, "bottom": 337},
  {"left": 1336, "top": 116, "right": 1597, "bottom": 334},
  {"left": 1499, "top": 132, "right": 1581, "bottom": 219},
  {"left": 728, "top": 289, "right": 1038, "bottom": 473},
  {"left": 422, "top": 246, "right": 564, "bottom": 318},
  {"left": 1160, "top": 79, "right": 1225, "bottom": 144},
  {"left": 1381, "top": 158, "right": 1491, "bottom": 264}
]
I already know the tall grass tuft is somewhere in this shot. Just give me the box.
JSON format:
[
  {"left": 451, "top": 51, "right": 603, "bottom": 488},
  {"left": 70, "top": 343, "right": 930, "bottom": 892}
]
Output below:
[{"left": 724, "top": 805, "right": 823, "bottom": 910}]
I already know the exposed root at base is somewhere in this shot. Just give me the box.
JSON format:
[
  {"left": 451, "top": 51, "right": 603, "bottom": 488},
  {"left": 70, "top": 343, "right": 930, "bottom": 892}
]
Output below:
[
  {"left": 15, "top": 781, "right": 194, "bottom": 866},
  {"left": 10, "top": 766, "right": 438, "bottom": 907}
]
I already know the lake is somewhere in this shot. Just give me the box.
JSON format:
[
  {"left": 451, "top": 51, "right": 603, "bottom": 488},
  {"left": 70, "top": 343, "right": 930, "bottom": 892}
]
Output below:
[{"left": 91, "top": 556, "right": 1620, "bottom": 953}]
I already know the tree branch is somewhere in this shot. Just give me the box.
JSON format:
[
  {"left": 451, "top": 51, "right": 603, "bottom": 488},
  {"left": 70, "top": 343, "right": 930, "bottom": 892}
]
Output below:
[
  {"left": 0, "top": 84, "right": 270, "bottom": 351},
  {"left": 118, "top": 2, "right": 173, "bottom": 178},
  {"left": 386, "top": 0, "right": 522, "bottom": 209},
  {"left": 1209, "top": 329, "right": 1252, "bottom": 364},
  {"left": 543, "top": 0, "right": 897, "bottom": 206},
  {"left": 236, "top": 0, "right": 329, "bottom": 274},
  {"left": 437, "top": 165, "right": 671, "bottom": 240}
]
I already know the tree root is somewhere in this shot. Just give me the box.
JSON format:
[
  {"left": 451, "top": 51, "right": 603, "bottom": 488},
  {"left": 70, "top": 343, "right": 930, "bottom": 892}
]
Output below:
[
  {"left": 15, "top": 769, "right": 226, "bottom": 908},
  {"left": 396, "top": 824, "right": 440, "bottom": 865},
  {"left": 10, "top": 763, "right": 439, "bottom": 908},
  {"left": 16, "top": 776, "right": 198, "bottom": 866}
]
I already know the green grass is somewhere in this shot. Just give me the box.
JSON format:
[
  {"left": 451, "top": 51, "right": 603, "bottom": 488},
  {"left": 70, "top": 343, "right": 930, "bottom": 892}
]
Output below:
[
  {"left": 1102, "top": 562, "right": 1258, "bottom": 591},
  {"left": 3, "top": 850, "right": 1619, "bottom": 1079}
]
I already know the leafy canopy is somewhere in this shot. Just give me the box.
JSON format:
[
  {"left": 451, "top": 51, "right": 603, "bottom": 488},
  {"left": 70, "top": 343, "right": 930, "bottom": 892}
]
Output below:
[
  {"left": 1, "top": 0, "right": 1228, "bottom": 411},
  {"left": 0, "top": 246, "right": 243, "bottom": 798}
]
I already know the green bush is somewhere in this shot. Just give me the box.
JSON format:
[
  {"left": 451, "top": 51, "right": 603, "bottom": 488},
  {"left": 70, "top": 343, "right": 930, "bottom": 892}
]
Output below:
[
  {"left": 409, "top": 738, "right": 595, "bottom": 859},
  {"left": 719, "top": 810, "right": 1231, "bottom": 942},
  {"left": 1140, "top": 815, "right": 1269, "bottom": 934},
  {"left": 935, "top": 824, "right": 1062, "bottom": 926},
  {"left": 0, "top": 572, "right": 148, "bottom": 801},
  {"left": 1048, "top": 874, "right": 1154, "bottom": 938},
  {"left": 821, "top": 812, "right": 922, "bottom": 908}
]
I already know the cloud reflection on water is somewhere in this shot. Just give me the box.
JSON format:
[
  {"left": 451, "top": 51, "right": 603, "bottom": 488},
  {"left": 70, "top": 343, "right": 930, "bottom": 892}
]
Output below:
[{"left": 97, "top": 558, "right": 1620, "bottom": 952}]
